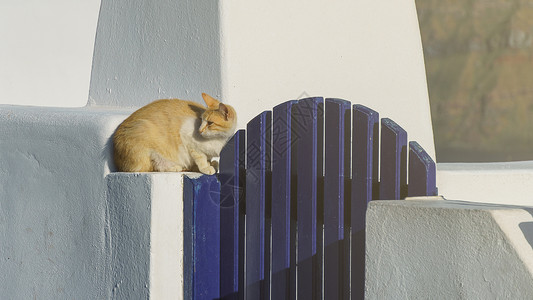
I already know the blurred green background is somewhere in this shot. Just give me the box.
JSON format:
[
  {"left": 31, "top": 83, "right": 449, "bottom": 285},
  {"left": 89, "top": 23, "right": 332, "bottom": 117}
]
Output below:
[{"left": 416, "top": 0, "right": 533, "bottom": 162}]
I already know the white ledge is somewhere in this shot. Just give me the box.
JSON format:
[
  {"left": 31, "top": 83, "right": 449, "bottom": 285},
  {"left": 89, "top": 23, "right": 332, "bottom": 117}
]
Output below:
[
  {"left": 366, "top": 198, "right": 533, "bottom": 299},
  {"left": 437, "top": 161, "right": 533, "bottom": 207},
  {"left": 106, "top": 172, "right": 199, "bottom": 299}
]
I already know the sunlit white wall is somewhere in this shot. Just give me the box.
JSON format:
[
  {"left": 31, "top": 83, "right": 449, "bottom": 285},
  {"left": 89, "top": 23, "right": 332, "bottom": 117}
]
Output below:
[{"left": 0, "top": 0, "right": 101, "bottom": 107}]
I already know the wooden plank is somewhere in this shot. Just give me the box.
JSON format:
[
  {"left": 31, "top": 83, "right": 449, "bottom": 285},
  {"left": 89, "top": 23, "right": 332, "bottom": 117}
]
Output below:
[
  {"left": 182, "top": 177, "right": 194, "bottom": 300},
  {"left": 351, "top": 104, "right": 379, "bottom": 300},
  {"left": 184, "top": 175, "right": 221, "bottom": 300},
  {"left": 351, "top": 104, "right": 380, "bottom": 229},
  {"left": 245, "top": 111, "right": 272, "bottom": 300},
  {"left": 293, "top": 97, "right": 323, "bottom": 300},
  {"left": 289, "top": 102, "right": 300, "bottom": 300},
  {"left": 317, "top": 99, "right": 325, "bottom": 300},
  {"left": 408, "top": 141, "right": 437, "bottom": 197},
  {"left": 323, "top": 98, "right": 351, "bottom": 300},
  {"left": 264, "top": 111, "right": 272, "bottom": 300},
  {"left": 271, "top": 100, "right": 297, "bottom": 300},
  {"left": 380, "top": 118, "right": 408, "bottom": 200},
  {"left": 219, "top": 130, "right": 245, "bottom": 299}
]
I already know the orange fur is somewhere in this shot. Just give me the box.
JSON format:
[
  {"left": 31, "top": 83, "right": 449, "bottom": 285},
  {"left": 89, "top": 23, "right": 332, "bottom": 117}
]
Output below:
[{"left": 113, "top": 94, "right": 236, "bottom": 174}]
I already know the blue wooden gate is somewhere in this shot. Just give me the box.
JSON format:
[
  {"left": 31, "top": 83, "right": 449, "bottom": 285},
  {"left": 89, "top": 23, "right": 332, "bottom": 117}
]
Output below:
[{"left": 183, "top": 97, "right": 437, "bottom": 299}]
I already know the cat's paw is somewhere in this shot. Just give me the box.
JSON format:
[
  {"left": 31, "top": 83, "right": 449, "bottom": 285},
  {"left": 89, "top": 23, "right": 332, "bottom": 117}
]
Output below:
[
  {"left": 210, "top": 160, "right": 219, "bottom": 172},
  {"left": 200, "top": 165, "right": 216, "bottom": 175}
]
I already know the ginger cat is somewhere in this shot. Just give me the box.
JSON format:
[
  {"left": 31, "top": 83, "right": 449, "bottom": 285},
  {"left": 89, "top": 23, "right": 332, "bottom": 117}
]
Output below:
[{"left": 113, "top": 93, "right": 237, "bottom": 174}]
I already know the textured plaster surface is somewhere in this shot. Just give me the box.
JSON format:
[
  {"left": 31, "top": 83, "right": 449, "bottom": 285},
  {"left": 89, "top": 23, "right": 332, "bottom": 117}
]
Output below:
[
  {"left": 106, "top": 172, "right": 196, "bottom": 299},
  {"left": 0, "top": 106, "right": 130, "bottom": 298},
  {"left": 88, "top": 0, "right": 222, "bottom": 109},
  {"left": 366, "top": 199, "right": 533, "bottom": 299},
  {"left": 0, "top": 107, "right": 193, "bottom": 298}
]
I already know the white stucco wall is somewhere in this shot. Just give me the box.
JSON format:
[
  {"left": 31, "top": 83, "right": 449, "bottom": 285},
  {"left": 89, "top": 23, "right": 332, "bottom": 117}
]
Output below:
[
  {"left": 219, "top": 0, "right": 434, "bottom": 158},
  {"left": 88, "top": 0, "right": 222, "bottom": 109},
  {"left": 88, "top": 0, "right": 436, "bottom": 159},
  {"left": 106, "top": 172, "right": 197, "bottom": 299},
  {"left": 0, "top": 105, "right": 130, "bottom": 298},
  {"left": 366, "top": 198, "right": 533, "bottom": 299},
  {"left": 0, "top": 0, "right": 101, "bottom": 107}
]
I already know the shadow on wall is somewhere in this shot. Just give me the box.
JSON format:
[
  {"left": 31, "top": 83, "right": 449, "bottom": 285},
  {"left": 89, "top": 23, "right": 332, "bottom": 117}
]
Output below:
[
  {"left": 520, "top": 208, "right": 533, "bottom": 250},
  {"left": 519, "top": 222, "right": 533, "bottom": 250},
  {"left": 102, "top": 132, "right": 118, "bottom": 172}
]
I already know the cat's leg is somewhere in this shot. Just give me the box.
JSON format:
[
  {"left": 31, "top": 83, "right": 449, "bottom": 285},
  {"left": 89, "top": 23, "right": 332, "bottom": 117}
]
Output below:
[
  {"left": 150, "top": 151, "right": 183, "bottom": 172},
  {"left": 189, "top": 149, "right": 216, "bottom": 175}
]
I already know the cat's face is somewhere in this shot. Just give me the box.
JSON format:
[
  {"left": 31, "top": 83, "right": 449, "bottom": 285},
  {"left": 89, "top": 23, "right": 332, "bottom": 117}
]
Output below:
[{"left": 199, "top": 93, "right": 237, "bottom": 138}]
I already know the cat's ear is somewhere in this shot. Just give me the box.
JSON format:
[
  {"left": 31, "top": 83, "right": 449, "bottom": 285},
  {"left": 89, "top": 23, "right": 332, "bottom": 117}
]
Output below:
[
  {"left": 219, "top": 103, "right": 229, "bottom": 120},
  {"left": 202, "top": 93, "right": 220, "bottom": 109}
]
